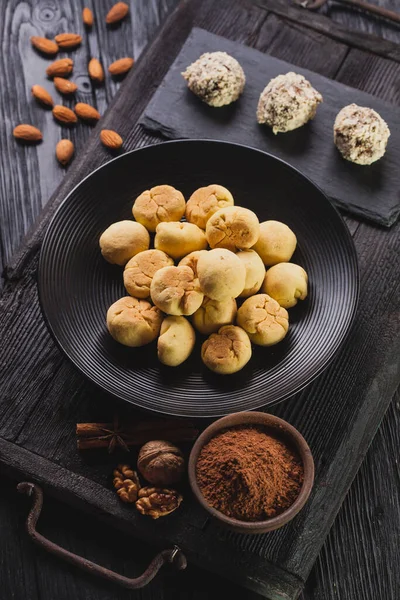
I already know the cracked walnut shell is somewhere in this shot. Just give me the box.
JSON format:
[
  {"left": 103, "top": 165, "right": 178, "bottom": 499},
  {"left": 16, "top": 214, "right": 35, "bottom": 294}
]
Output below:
[
  {"left": 132, "top": 185, "right": 185, "bottom": 232},
  {"left": 136, "top": 487, "right": 183, "bottom": 519},
  {"left": 113, "top": 464, "right": 140, "bottom": 503},
  {"left": 138, "top": 440, "right": 185, "bottom": 485}
]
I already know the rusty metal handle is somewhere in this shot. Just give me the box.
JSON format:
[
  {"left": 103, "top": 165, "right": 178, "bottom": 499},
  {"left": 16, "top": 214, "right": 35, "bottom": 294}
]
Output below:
[{"left": 17, "top": 482, "right": 187, "bottom": 589}]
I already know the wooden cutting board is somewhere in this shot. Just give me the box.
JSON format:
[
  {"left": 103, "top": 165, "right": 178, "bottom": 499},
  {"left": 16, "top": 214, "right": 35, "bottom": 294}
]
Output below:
[{"left": 0, "top": 1, "right": 399, "bottom": 599}]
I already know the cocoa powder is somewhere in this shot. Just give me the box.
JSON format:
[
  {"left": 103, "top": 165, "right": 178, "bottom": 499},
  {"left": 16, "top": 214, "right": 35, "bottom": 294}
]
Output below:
[{"left": 196, "top": 425, "right": 304, "bottom": 521}]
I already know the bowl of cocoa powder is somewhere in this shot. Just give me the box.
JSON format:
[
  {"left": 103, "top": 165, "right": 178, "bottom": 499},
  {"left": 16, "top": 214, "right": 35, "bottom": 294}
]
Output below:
[{"left": 188, "top": 411, "right": 314, "bottom": 533}]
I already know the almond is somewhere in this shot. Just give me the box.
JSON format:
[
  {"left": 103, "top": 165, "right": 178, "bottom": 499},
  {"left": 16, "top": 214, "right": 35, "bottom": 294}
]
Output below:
[
  {"left": 31, "top": 36, "right": 59, "bottom": 56},
  {"left": 75, "top": 102, "right": 101, "bottom": 122},
  {"left": 108, "top": 57, "right": 134, "bottom": 76},
  {"left": 46, "top": 58, "right": 74, "bottom": 78},
  {"left": 106, "top": 2, "right": 129, "bottom": 24},
  {"left": 52, "top": 105, "right": 78, "bottom": 124},
  {"left": 88, "top": 58, "right": 104, "bottom": 84},
  {"left": 82, "top": 7, "right": 94, "bottom": 27},
  {"left": 54, "top": 77, "right": 78, "bottom": 95},
  {"left": 100, "top": 129, "right": 123, "bottom": 149},
  {"left": 56, "top": 139, "right": 74, "bottom": 166},
  {"left": 54, "top": 33, "right": 82, "bottom": 49},
  {"left": 13, "top": 124, "right": 42, "bottom": 142},
  {"left": 31, "top": 85, "right": 54, "bottom": 107}
]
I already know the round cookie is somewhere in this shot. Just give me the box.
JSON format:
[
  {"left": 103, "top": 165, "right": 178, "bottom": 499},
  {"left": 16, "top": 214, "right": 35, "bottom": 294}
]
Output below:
[
  {"left": 206, "top": 206, "right": 260, "bottom": 252},
  {"left": 155, "top": 221, "right": 207, "bottom": 260},
  {"left": 182, "top": 52, "right": 245, "bottom": 107},
  {"left": 178, "top": 250, "right": 208, "bottom": 278},
  {"left": 257, "top": 72, "right": 322, "bottom": 134},
  {"left": 252, "top": 220, "right": 297, "bottom": 266},
  {"left": 192, "top": 296, "right": 237, "bottom": 335},
  {"left": 185, "top": 184, "right": 234, "bottom": 229},
  {"left": 201, "top": 325, "right": 252, "bottom": 375},
  {"left": 236, "top": 250, "right": 265, "bottom": 298},
  {"left": 237, "top": 294, "right": 289, "bottom": 346},
  {"left": 107, "top": 296, "right": 163, "bottom": 347},
  {"left": 124, "top": 249, "right": 174, "bottom": 299},
  {"left": 157, "top": 316, "right": 196, "bottom": 367},
  {"left": 132, "top": 185, "right": 185, "bottom": 232},
  {"left": 262, "top": 263, "right": 308, "bottom": 309},
  {"left": 99, "top": 220, "right": 150, "bottom": 266},
  {"left": 197, "top": 249, "right": 246, "bottom": 301},
  {"left": 150, "top": 265, "right": 204, "bottom": 316},
  {"left": 334, "top": 103, "right": 390, "bottom": 165}
]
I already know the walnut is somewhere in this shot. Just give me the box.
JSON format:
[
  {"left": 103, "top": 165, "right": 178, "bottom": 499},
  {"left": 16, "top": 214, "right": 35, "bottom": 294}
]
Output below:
[
  {"left": 113, "top": 464, "right": 141, "bottom": 503},
  {"left": 137, "top": 440, "right": 185, "bottom": 486},
  {"left": 136, "top": 486, "right": 183, "bottom": 519}
]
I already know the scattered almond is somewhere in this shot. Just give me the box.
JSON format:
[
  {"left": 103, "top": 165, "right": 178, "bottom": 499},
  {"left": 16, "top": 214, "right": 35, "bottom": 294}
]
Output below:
[
  {"left": 31, "top": 36, "right": 59, "bottom": 56},
  {"left": 75, "top": 102, "right": 101, "bottom": 122},
  {"left": 13, "top": 124, "right": 43, "bottom": 142},
  {"left": 46, "top": 58, "right": 74, "bottom": 78},
  {"left": 52, "top": 105, "right": 78, "bottom": 124},
  {"left": 88, "top": 58, "right": 104, "bottom": 84},
  {"left": 54, "top": 77, "right": 78, "bottom": 95},
  {"left": 54, "top": 33, "right": 82, "bottom": 49},
  {"left": 108, "top": 57, "right": 134, "bottom": 76},
  {"left": 100, "top": 129, "right": 123, "bottom": 150},
  {"left": 31, "top": 85, "right": 54, "bottom": 107},
  {"left": 106, "top": 2, "right": 129, "bottom": 24},
  {"left": 56, "top": 139, "right": 74, "bottom": 166},
  {"left": 82, "top": 7, "right": 94, "bottom": 27}
]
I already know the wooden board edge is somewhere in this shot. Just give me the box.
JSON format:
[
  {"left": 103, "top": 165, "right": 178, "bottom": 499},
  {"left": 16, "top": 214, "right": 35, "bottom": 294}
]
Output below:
[
  {"left": 0, "top": 437, "right": 303, "bottom": 600},
  {"left": 255, "top": 0, "right": 400, "bottom": 63}
]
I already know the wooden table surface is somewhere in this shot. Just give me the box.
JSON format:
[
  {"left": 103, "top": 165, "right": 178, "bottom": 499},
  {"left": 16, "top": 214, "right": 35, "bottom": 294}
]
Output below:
[{"left": 0, "top": 1, "right": 399, "bottom": 599}]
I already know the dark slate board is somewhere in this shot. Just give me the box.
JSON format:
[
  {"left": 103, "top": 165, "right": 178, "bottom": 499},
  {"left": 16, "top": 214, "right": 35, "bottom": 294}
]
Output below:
[{"left": 141, "top": 27, "right": 400, "bottom": 227}]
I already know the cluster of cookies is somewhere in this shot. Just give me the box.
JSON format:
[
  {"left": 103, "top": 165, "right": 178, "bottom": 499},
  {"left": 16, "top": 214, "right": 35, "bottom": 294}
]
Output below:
[
  {"left": 182, "top": 52, "right": 390, "bottom": 165},
  {"left": 100, "top": 184, "right": 308, "bottom": 375}
]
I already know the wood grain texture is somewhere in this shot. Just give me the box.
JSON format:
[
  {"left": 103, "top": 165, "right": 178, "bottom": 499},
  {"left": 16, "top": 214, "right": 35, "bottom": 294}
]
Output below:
[{"left": 0, "top": 1, "right": 399, "bottom": 599}]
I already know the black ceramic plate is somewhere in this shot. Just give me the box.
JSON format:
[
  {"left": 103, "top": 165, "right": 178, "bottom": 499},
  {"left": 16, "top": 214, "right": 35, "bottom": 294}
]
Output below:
[{"left": 38, "top": 140, "right": 359, "bottom": 418}]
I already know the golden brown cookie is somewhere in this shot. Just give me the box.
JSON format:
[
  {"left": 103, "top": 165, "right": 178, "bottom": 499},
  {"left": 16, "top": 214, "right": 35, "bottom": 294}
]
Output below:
[
  {"left": 262, "top": 263, "right": 308, "bottom": 308},
  {"left": 236, "top": 293, "right": 289, "bottom": 346},
  {"left": 252, "top": 220, "right": 297, "bottom": 266},
  {"left": 197, "top": 248, "right": 246, "bottom": 301},
  {"left": 192, "top": 296, "right": 237, "bottom": 335},
  {"left": 178, "top": 250, "right": 208, "bottom": 278},
  {"left": 154, "top": 222, "right": 207, "bottom": 260},
  {"left": 150, "top": 265, "right": 204, "bottom": 316},
  {"left": 107, "top": 296, "right": 163, "bottom": 347},
  {"left": 124, "top": 249, "right": 174, "bottom": 299},
  {"left": 201, "top": 325, "right": 252, "bottom": 374},
  {"left": 99, "top": 220, "right": 150, "bottom": 266},
  {"left": 132, "top": 185, "right": 185, "bottom": 232},
  {"left": 236, "top": 249, "right": 266, "bottom": 298},
  {"left": 185, "top": 184, "right": 234, "bottom": 229},
  {"left": 206, "top": 206, "right": 260, "bottom": 252},
  {"left": 157, "top": 316, "right": 196, "bottom": 367}
]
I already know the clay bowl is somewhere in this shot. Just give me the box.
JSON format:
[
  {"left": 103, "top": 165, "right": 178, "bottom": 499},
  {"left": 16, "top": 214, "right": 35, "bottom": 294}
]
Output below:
[{"left": 188, "top": 411, "right": 314, "bottom": 534}]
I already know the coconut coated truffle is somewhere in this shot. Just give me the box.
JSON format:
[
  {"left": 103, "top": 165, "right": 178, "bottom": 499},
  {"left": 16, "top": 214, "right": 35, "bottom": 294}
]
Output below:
[
  {"left": 157, "top": 316, "right": 196, "bottom": 367},
  {"left": 201, "top": 325, "right": 252, "bottom": 375},
  {"left": 124, "top": 249, "right": 174, "bottom": 298},
  {"left": 257, "top": 72, "right": 322, "bottom": 134},
  {"left": 236, "top": 250, "right": 265, "bottom": 298},
  {"left": 237, "top": 294, "right": 289, "bottom": 346},
  {"left": 107, "top": 296, "right": 163, "bottom": 347},
  {"left": 99, "top": 220, "right": 150, "bottom": 266},
  {"left": 132, "top": 185, "right": 186, "bottom": 232},
  {"left": 155, "top": 221, "right": 207, "bottom": 260},
  {"left": 150, "top": 265, "right": 204, "bottom": 316},
  {"left": 185, "top": 184, "right": 234, "bottom": 229},
  {"left": 206, "top": 206, "right": 260, "bottom": 252},
  {"left": 197, "top": 248, "right": 246, "bottom": 301},
  {"left": 333, "top": 103, "right": 390, "bottom": 165},
  {"left": 252, "top": 220, "right": 297, "bottom": 266},
  {"left": 182, "top": 52, "right": 245, "bottom": 108},
  {"left": 262, "top": 263, "right": 308, "bottom": 309},
  {"left": 192, "top": 296, "right": 237, "bottom": 336}
]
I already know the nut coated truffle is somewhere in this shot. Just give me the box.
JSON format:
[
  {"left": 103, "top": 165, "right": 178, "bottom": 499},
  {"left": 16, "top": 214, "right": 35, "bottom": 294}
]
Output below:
[
  {"left": 107, "top": 296, "right": 163, "bottom": 347},
  {"left": 154, "top": 221, "right": 207, "bottom": 260},
  {"left": 178, "top": 250, "right": 208, "bottom": 278},
  {"left": 236, "top": 250, "right": 266, "bottom": 298},
  {"left": 182, "top": 52, "right": 245, "bottom": 107},
  {"left": 185, "top": 184, "right": 234, "bottom": 229},
  {"left": 99, "top": 220, "right": 150, "bottom": 266},
  {"left": 132, "top": 185, "right": 185, "bottom": 232},
  {"left": 157, "top": 316, "right": 196, "bottom": 367},
  {"left": 237, "top": 294, "right": 289, "bottom": 346},
  {"left": 124, "top": 249, "right": 174, "bottom": 298},
  {"left": 252, "top": 220, "right": 297, "bottom": 266},
  {"left": 150, "top": 265, "right": 204, "bottom": 316},
  {"left": 333, "top": 103, "right": 390, "bottom": 165},
  {"left": 192, "top": 296, "right": 237, "bottom": 335},
  {"left": 197, "top": 248, "right": 246, "bottom": 301},
  {"left": 257, "top": 72, "right": 322, "bottom": 134},
  {"left": 201, "top": 325, "right": 252, "bottom": 374},
  {"left": 262, "top": 263, "right": 308, "bottom": 309},
  {"left": 206, "top": 206, "right": 260, "bottom": 252}
]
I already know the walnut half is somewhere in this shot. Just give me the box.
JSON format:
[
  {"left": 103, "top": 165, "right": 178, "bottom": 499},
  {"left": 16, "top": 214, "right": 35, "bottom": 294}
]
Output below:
[
  {"left": 136, "top": 486, "right": 183, "bottom": 519},
  {"left": 113, "top": 464, "right": 141, "bottom": 503}
]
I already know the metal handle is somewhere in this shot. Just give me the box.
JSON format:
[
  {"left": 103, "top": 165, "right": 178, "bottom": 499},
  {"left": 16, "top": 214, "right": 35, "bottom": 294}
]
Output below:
[{"left": 17, "top": 482, "right": 187, "bottom": 589}]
